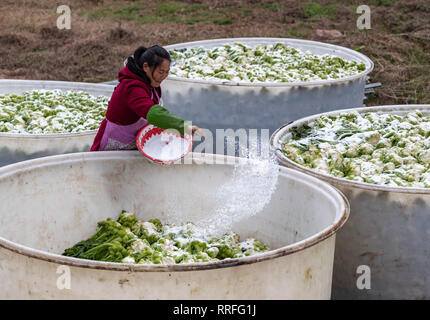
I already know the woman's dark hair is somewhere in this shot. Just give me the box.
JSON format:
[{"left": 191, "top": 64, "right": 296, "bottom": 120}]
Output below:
[{"left": 127, "top": 45, "right": 171, "bottom": 85}]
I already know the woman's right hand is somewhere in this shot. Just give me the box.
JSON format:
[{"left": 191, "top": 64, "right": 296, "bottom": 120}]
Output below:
[{"left": 191, "top": 125, "right": 205, "bottom": 138}]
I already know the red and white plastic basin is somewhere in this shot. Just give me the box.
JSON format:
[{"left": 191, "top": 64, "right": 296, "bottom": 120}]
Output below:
[{"left": 136, "top": 124, "right": 193, "bottom": 164}]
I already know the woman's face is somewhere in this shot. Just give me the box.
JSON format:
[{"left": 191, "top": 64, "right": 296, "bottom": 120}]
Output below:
[{"left": 143, "top": 59, "right": 170, "bottom": 87}]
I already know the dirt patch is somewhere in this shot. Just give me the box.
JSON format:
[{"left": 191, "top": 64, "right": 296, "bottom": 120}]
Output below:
[
  {"left": 53, "top": 39, "right": 121, "bottom": 82},
  {"left": 0, "top": 0, "right": 429, "bottom": 104},
  {"left": 0, "top": 34, "right": 31, "bottom": 47},
  {"left": 106, "top": 26, "right": 137, "bottom": 44},
  {"left": 39, "top": 26, "right": 73, "bottom": 40}
]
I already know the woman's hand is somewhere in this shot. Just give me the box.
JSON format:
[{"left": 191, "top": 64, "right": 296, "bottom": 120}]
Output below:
[{"left": 191, "top": 125, "right": 205, "bottom": 138}]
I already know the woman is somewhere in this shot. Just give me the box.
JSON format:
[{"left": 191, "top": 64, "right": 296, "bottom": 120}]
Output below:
[{"left": 91, "top": 45, "right": 203, "bottom": 151}]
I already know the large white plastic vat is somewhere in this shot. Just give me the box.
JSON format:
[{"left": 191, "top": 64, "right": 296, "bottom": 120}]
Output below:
[
  {"left": 162, "top": 38, "right": 373, "bottom": 153},
  {"left": 0, "top": 79, "right": 114, "bottom": 166},
  {"left": 271, "top": 105, "right": 430, "bottom": 299},
  {"left": 0, "top": 152, "right": 348, "bottom": 299}
]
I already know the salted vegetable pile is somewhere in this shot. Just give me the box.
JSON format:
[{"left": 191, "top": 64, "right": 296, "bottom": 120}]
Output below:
[
  {"left": 282, "top": 110, "right": 430, "bottom": 188},
  {"left": 63, "top": 211, "right": 270, "bottom": 264},
  {"left": 0, "top": 89, "right": 108, "bottom": 134},
  {"left": 169, "top": 42, "right": 365, "bottom": 83}
]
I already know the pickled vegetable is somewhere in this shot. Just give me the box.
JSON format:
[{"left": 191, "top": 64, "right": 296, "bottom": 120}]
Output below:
[
  {"left": 282, "top": 110, "right": 430, "bottom": 188},
  {"left": 63, "top": 211, "right": 270, "bottom": 264},
  {"left": 169, "top": 42, "right": 365, "bottom": 83},
  {"left": 0, "top": 89, "right": 108, "bottom": 134}
]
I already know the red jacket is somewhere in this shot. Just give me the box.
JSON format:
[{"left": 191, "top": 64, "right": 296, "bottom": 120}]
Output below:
[{"left": 90, "top": 65, "right": 161, "bottom": 151}]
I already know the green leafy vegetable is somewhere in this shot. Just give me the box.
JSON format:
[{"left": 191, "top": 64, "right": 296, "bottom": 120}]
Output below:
[
  {"left": 63, "top": 211, "right": 270, "bottom": 264},
  {"left": 169, "top": 42, "right": 366, "bottom": 83},
  {"left": 282, "top": 110, "right": 430, "bottom": 188},
  {"left": 0, "top": 89, "right": 108, "bottom": 134}
]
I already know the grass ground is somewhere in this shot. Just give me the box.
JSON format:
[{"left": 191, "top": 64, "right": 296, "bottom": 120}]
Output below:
[{"left": 0, "top": 0, "right": 429, "bottom": 105}]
